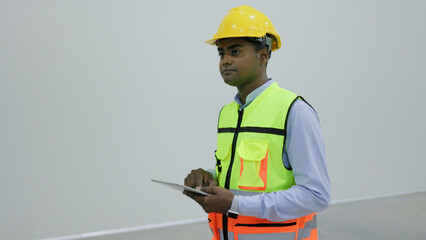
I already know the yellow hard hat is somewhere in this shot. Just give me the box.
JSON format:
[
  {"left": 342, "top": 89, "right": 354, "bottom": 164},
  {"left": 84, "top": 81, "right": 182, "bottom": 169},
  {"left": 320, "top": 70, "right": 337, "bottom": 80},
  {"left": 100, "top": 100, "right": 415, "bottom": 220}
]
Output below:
[{"left": 206, "top": 5, "right": 281, "bottom": 51}]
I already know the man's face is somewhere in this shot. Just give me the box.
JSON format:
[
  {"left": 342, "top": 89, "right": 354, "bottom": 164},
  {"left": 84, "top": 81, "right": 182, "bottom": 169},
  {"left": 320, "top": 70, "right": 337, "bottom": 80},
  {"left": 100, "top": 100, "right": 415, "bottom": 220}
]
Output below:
[{"left": 217, "top": 38, "right": 261, "bottom": 88}]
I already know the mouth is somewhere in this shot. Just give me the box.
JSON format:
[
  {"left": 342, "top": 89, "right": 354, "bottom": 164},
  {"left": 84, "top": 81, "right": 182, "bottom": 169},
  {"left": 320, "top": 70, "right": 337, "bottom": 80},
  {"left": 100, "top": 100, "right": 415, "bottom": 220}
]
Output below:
[{"left": 222, "top": 69, "right": 236, "bottom": 75}]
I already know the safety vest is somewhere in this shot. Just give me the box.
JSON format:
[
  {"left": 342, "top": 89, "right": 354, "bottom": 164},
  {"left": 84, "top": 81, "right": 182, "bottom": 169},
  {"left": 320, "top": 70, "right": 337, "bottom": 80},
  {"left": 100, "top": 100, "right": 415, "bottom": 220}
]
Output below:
[{"left": 209, "top": 82, "right": 317, "bottom": 240}]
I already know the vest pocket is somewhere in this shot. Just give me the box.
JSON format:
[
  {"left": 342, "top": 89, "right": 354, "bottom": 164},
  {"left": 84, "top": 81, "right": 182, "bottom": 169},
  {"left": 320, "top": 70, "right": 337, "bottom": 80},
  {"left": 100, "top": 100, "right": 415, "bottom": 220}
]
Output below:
[
  {"left": 215, "top": 135, "right": 232, "bottom": 184},
  {"left": 233, "top": 221, "right": 297, "bottom": 240},
  {"left": 237, "top": 139, "right": 268, "bottom": 190}
]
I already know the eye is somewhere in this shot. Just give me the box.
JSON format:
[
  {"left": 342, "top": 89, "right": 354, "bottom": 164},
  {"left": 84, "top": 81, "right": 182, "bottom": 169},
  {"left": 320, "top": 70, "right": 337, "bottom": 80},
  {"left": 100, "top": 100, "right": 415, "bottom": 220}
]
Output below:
[
  {"left": 232, "top": 50, "right": 240, "bottom": 56},
  {"left": 218, "top": 52, "right": 225, "bottom": 58}
]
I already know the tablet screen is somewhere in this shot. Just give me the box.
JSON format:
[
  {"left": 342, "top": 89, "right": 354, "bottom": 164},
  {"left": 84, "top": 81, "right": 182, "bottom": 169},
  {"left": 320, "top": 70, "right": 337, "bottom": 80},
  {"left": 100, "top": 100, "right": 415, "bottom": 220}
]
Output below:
[{"left": 151, "top": 179, "right": 210, "bottom": 196}]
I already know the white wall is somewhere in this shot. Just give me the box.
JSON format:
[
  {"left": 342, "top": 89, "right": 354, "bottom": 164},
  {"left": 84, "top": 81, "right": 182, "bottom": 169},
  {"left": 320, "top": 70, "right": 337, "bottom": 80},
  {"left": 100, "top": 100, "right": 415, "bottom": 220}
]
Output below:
[{"left": 1, "top": 0, "right": 425, "bottom": 239}]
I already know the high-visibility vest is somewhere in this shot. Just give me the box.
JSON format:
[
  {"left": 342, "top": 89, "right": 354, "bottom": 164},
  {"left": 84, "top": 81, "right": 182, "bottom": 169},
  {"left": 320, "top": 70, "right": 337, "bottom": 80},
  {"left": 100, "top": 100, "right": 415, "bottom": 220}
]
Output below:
[{"left": 209, "top": 82, "right": 317, "bottom": 240}]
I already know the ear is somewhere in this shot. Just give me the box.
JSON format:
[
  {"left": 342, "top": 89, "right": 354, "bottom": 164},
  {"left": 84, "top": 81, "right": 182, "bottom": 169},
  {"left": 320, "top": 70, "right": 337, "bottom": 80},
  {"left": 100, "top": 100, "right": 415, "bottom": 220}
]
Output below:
[{"left": 258, "top": 48, "right": 269, "bottom": 66}]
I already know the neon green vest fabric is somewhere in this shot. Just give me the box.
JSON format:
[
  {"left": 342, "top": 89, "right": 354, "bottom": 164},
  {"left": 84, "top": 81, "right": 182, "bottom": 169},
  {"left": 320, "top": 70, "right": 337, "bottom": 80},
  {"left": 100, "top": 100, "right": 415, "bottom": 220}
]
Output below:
[{"left": 215, "top": 82, "right": 298, "bottom": 192}]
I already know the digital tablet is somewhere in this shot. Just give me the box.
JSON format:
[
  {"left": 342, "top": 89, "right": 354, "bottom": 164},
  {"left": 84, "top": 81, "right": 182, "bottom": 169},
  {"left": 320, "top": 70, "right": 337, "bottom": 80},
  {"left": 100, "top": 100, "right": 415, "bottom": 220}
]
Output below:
[{"left": 151, "top": 179, "right": 210, "bottom": 196}]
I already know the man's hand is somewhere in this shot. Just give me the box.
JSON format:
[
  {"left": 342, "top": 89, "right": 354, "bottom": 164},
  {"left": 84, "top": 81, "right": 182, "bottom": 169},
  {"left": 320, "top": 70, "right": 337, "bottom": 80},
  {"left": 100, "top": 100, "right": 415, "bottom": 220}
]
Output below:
[
  {"left": 184, "top": 186, "right": 234, "bottom": 214},
  {"left": 184, "top": 168, "right": 217, "bottom": 189}
]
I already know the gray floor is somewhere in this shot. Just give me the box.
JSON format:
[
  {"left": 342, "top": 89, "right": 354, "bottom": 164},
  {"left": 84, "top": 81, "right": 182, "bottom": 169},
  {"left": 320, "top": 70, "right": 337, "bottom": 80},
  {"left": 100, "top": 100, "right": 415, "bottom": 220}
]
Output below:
[
  {"left": 91, "top": 192, "right": 426, "bottom": 240},
  {"left": 319, "top": 192, "right": 426, "bottom": 240}
]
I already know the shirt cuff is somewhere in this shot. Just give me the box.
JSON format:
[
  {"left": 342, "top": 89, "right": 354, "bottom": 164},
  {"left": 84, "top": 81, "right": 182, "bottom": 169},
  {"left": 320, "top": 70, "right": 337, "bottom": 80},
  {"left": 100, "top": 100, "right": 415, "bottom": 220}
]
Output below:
[{"left": 230, "top": 195, "right": 239, "bottom": 212}]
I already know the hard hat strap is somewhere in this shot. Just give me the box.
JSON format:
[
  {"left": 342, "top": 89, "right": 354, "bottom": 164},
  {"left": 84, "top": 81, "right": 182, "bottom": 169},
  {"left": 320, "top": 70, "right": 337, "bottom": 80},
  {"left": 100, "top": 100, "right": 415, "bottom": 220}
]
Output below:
[{"left": 255, "top": 35, "right": 273, "bottom": 51}]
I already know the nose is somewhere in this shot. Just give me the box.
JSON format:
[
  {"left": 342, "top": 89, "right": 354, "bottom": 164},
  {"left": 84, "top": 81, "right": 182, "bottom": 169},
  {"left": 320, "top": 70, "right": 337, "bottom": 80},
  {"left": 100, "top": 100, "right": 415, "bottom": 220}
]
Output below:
[{"left": 220, "top": 54, "right": 232, "bottom": 66}]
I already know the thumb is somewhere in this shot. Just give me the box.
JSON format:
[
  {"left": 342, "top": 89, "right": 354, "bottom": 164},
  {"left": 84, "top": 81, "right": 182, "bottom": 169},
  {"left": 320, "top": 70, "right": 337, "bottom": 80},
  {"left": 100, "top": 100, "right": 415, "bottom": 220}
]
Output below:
[{"left": 200, "top": 186, "right": 219, "bottom": 194}]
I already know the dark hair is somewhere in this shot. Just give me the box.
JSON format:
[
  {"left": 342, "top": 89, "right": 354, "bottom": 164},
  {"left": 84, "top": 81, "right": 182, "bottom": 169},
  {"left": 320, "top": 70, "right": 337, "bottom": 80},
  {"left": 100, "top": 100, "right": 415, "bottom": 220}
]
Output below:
[{"left": 244, "top": 36, "right": 272, "bottom": 59}]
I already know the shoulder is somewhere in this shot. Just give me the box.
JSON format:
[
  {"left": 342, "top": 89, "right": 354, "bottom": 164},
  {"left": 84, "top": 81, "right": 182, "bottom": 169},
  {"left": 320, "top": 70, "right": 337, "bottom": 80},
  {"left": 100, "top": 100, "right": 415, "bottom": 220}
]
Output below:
[
  {"left": 291, "top": 99, "right": 315, "bottom": 111},
  {"left": 272, "top": 84, "right": 298, "bottom": 100},
  {"left": 263, "top": 85, "right": 299, "bottom": 109},
  {"left": 222, "top": 101, "right": 239, "bottom": 111},
  {"left": 218, "top": 101, "right": 239, "bottom": 118},
  {"left": 289, "top": 99, "right": 320, "bottom": 124}
]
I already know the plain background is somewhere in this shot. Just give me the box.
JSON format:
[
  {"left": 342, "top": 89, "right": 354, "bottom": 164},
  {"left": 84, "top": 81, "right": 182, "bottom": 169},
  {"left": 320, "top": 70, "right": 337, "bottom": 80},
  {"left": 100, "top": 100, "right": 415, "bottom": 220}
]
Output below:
[{"left": 1, "top": 0, "right": 425, "bottom": 239}]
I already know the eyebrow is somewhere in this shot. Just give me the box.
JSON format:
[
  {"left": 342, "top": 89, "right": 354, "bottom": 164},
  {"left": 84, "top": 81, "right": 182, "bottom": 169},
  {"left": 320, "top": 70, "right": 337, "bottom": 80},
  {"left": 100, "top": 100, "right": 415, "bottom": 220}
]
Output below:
[{"left": 217, "top": 44, "right": 243, "bottom": 52}]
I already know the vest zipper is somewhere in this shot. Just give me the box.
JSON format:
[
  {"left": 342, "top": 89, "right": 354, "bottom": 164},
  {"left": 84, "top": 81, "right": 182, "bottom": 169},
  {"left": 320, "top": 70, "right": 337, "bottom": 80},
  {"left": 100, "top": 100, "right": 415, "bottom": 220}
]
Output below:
[
  {"left": 225, "top": 108, "right": 244, "bottom": 189},
  {"left": 223, "top": 108, "right": 244, "bottom": 240}
]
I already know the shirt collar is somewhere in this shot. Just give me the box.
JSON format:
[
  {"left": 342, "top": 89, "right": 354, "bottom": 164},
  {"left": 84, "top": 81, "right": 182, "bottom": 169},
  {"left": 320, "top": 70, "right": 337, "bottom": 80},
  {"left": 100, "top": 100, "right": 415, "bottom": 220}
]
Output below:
[{"left": 234, "top": 79, "right": 275, "bottom": 109}]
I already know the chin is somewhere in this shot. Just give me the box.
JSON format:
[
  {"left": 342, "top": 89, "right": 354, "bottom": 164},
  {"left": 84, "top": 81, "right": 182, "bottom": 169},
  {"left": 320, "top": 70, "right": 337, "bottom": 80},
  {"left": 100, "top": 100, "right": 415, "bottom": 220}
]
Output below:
[{"left": 223, "top": 78, "right": 238, "bottom": 87}]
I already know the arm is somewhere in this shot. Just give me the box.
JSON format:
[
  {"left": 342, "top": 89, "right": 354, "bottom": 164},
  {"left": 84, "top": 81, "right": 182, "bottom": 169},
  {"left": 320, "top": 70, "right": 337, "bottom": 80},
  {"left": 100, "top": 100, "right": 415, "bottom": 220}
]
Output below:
[{"left": 237, "top": 100, "right": 331, "bottom": 221}]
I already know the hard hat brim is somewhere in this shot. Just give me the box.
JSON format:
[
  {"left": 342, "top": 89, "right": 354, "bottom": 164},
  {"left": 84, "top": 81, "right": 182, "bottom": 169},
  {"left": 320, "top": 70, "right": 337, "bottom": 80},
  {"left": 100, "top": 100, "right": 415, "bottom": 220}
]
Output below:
[{"left": 205, "top": 35, "right": 281, "bottom": 51}]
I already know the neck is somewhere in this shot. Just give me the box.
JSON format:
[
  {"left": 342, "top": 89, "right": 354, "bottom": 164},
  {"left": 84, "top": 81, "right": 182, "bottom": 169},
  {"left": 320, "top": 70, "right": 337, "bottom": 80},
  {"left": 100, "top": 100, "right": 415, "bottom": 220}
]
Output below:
[{"left": 238, "top": 73, "right": 268, "bottom": 105}]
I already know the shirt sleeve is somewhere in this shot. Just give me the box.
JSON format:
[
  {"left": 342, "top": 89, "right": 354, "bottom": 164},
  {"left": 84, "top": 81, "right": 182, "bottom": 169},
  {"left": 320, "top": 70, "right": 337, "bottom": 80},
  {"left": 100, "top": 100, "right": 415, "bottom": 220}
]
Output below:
[{"left": 238, "top": 99, "right": 331, "bottom": 221}]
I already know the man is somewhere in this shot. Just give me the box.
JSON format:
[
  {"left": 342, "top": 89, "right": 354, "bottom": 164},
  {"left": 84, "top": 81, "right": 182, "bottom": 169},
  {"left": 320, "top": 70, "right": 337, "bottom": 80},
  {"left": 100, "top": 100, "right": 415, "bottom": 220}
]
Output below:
[{"left": 184, "top": 5, "right": 330, "bottom": 240}]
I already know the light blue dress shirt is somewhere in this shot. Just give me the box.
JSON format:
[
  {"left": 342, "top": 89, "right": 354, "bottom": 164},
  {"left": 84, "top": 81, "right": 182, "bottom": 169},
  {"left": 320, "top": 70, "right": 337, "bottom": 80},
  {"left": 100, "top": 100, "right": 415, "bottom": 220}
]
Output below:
[{"left": 228, "top": 79, "right": 331, "bottom": 221}]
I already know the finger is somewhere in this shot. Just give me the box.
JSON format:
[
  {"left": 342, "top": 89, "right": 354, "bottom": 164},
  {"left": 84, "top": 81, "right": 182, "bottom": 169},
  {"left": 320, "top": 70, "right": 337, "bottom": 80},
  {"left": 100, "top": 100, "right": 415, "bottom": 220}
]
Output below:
[
  {"left": 183, "top": 190, "right": 193, "bottom": 197},
  {"left": 203, "top": 174, "right": 209, "bottom": 187},
  {"left": 185, "top": 171, "right": 196, "bottom": 187},
  {"left": 203, "top": 173, "right": 214, "bottom": 187},
  {"left": 195, "top": 172, "right": 204, "bottom": 188},
  {"left": 200, "top": 186, "right": 217, "bottom": 194},
  {"left": 208, "top": 178, "right": 218, "bottom": 187},
  {"left": 184, "top": 175, "right": 190, "bottom": 186},
  {"left": 183, "top": 190, "right": 196, "bottom": 200},
  {"left": 189, "top": 193, "right": 206, "bottom": 206}
]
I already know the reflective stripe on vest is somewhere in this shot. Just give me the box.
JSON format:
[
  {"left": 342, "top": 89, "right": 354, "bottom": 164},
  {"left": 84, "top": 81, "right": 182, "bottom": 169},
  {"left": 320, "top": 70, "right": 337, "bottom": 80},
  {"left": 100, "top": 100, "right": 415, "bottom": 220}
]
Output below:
[
  {"left": 212, "top": 82, "right": 318, "bottom": 240},
  {"left": 208, "top": 212, "right": 317, "bottom": 240}
]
